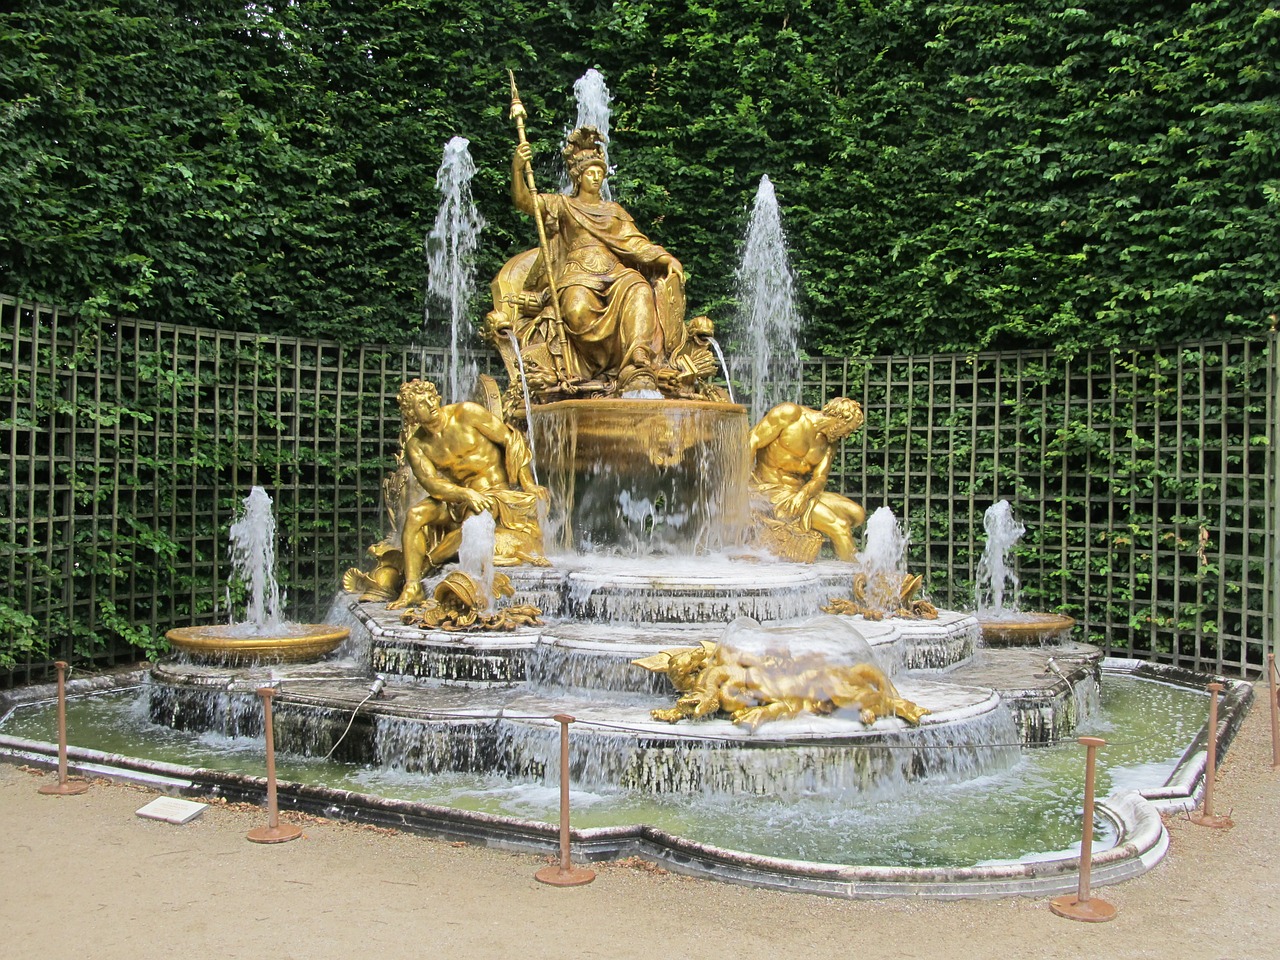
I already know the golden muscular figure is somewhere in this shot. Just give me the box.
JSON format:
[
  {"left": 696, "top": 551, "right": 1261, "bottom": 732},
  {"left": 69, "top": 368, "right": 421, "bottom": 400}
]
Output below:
[
  {"left": 749, "top": 398, "right": 867, "bottom": 562},
  {"left": 388, "top": 379, "right": 547, "bottom": 609},
  {"left": 505, "top": 126, "right": 685, "bottom": 395}
]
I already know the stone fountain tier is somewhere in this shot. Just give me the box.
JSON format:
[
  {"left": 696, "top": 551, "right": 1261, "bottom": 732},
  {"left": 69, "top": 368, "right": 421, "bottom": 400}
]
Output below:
[
  {"left": 355, "top": 569, "right": 980, "bottom": 689},
  {"left": 946, "top": 641, "right": 1105, "bottom": 745},
  {"left": 146, "top": 660, "right": 1017, "bottom": 797},
  {"left": 361, "top": 610, "right": 980, "bottom": 688},
  {"left": 499, "top": 559, "right": 855, "bottom": 624}
]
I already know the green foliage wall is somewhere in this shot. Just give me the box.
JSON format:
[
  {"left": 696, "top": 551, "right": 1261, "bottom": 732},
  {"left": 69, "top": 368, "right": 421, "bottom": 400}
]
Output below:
[
  {"left": 2, "top": 292, "right": 1274, "bottom": 683},
  {"left": 3, "top": 1, "right": 1277, "bottom": 357}
]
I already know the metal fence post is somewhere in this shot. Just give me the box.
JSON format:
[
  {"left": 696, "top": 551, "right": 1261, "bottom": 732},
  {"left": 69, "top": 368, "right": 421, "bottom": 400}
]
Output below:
[{"left": 1267, "top": 316, "right": 1279, "bottom": 668}]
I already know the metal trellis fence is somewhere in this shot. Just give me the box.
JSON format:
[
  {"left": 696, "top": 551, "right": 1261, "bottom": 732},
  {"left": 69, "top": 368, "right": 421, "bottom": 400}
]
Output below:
[{"left": 2, "top": 294, "right": 1276, "bottom": 684}]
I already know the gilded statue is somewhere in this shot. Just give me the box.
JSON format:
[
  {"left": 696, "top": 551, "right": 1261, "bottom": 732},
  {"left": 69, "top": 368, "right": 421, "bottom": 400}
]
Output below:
[
  {"left": 480, "top": 79, "right": 710, "bottom": 406},
  {"left": 656, "top": 315, "right": 731, "bottom": 402},
  {"left": 384, "top": 379, "right": 549, "bottom": 609},
  {"left": 823, "top": 572, "right": 940, "bottom": 621},
  {"left": 749, "top": 399, "right": 867, "bottom": 562},
  {"left": 488, "top": 125, "right": 684, "bottom": 399},
  {"left": 632, "top": 641, "right": 929, "bottom": 732},
  {"left": 399, "top": 570, "right": 543, "bottom": 632}
]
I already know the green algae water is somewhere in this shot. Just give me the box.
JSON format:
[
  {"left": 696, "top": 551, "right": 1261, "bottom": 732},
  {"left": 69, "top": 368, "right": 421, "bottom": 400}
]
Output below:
[{"left": 1, "top": 675, "right": 1205, "bottom": 868}]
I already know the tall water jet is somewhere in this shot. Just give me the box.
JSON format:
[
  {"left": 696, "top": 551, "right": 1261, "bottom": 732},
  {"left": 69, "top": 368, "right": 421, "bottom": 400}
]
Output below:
[
  {"left": 855, "top": 507, "right": 911, "bottom": 618},
  {"left": 973, "top": 500, "right": 1076, "bottom": 645},
  {"left": 570, "top": 68, "right": 612, "bottom": 201},
  {"left": 227, "top": 485, "right": 283, "bottom": 631},
  {"left": 975, "top": 499, "right": 1024, "bottom": 617},
  {"left": 165, "top": 486, "right": 348, "bottom": 662},
  {"left": 736, "top": 175, "right": 802, "bottom": 424},
  {"left": 426, "top": 136, "right": 485, "bottom": 403}
]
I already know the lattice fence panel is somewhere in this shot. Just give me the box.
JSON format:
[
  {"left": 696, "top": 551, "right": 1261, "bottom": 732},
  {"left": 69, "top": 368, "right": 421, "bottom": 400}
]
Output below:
[{"left": 2, "top": 293, "right": 1275, "bottom": 684}]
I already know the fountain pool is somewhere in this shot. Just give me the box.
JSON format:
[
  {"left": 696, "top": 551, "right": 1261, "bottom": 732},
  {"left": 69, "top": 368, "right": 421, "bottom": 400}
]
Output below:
[{"left": 0, "top": 666, "right": 1231, "bottom": 874}]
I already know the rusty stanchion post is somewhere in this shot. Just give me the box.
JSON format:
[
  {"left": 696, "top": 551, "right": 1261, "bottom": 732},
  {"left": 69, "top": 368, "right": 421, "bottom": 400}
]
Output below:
[
  {"left": 1269, "top": 655, "right": 1279, "bottom": 769},
  {"left": 534, "top": 714, "right": 595, "bottom": 887},
  {"left": 1050, "top": 736, "right": 1116, "bottom": 922},
  {"left": 1190, "top": 682, "right": 1233, "bottom": 828},
  {"left": 247, "top": 686, "right": 302, "bottom": 844},
  {"left": 38, "top": 661, "right": 89, "bottom": 797}
]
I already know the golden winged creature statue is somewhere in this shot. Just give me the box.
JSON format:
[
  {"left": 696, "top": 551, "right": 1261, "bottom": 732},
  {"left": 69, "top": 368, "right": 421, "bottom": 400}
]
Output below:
[{"left": 632, "top": 640, "right": 930, "bottom": 732}]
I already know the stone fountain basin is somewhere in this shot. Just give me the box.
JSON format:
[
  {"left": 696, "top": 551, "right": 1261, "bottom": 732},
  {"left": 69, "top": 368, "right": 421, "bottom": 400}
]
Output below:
[
  {"left": 360, "top": 604, "right": 981, "bottom": 688},
  {"left": 1, "top": 662, "right": 1255, "bottom": 900},
  {"left": 165, "top": 624, "right": 350, "bottom": 664},
  {"left": 976, "top": 612, "right": 1076, "bottom": 646},
  {"left": 147, "top": 658, "right": 1010, "bottom": 797}
]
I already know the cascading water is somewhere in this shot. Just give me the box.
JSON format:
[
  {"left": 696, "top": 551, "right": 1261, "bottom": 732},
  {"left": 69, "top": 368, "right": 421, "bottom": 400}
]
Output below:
[
  {"left": 855, "top": 507, "right": 911, "bottom": 618},
  {"left": 456, "top": 511, "right": 498, "bottom": 608},
  {"left": 736, "top": 175, "right": 802, "bottom": 424},
  {"left": 706, "top": 337, "right": 736, "bottom": 404},
  {"left": 426, "top": 136, "right": 485, "bottom": 404},
  {"left": 532, "top": 401, "right": 750, "bottom": 557},
  {"left": 226, "top": 486, "right": 284, "bottom": 635},
  {"left": 504, "top": 330, "right": 541, "bottom": 485},
  {"left": 568, "top": 68, "right": 613, "bottom": 201},
  {"left": 975, "top": 500, "right": 1025, "bottom": 619}
]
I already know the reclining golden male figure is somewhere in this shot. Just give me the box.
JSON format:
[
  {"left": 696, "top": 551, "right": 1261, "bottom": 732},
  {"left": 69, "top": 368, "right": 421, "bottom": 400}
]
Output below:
[
  {"left": 749, "top": 398, "right": 867, "bottom": 562},
  {"left": 632, "top": 641, "right": 930, "bottom": 732},
  {"left": 388, "top": 379, "right": 548, "bottom": 609}
]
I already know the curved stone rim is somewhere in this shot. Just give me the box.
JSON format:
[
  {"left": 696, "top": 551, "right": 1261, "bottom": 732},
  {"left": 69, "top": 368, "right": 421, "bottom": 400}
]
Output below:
[
  {"left": 0, "top": 732, "right": 1166, "bottom": 900},
  {"left": 976, "top": 613, "right": 1076, "bottom": 646},
  {"left": 0, "top": 663, "right": 1253, "bottom": 899},
  {"left": 165, "top": 624, "right": 349, "bottom": 664},
  {"left": 533, "top": 397, "right": 747, "bottom": 417}
]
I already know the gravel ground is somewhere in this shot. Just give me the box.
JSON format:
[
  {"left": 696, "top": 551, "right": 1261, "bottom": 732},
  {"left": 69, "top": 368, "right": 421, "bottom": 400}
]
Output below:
[{"left": 3, "top": 697, "right": 1277, "bottom": 960}]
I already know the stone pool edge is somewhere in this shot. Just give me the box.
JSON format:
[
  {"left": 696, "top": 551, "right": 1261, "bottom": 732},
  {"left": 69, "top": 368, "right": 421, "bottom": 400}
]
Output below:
[{"left": 0, "top": 661, "right": 1254, "bottom": 901}]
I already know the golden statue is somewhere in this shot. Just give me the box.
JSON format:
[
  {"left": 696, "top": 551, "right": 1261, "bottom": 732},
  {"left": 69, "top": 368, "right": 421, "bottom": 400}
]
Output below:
[
  {"left": 823, "top": 572, "right": 940, "bottom": 621},
  {"left": 656, "top": 315, "right": 732, "bottom": 402},
  {"left": 399, "top": 570, "right": 543, "bottom": 632},
  {"left": 381, "top": 379, "right": 548, "bottom": 609},
  {"left": 632, "top": 641, "right": 929, "bottom": 732},
  {"left": 748, "top": 399, "right": 867, "bottom": 562},
  {"left": 481, "top": 79, "right": 698, "bottom": 405},
  {"left": 489, "top": 125, "right": 684, "bottom": 398}
]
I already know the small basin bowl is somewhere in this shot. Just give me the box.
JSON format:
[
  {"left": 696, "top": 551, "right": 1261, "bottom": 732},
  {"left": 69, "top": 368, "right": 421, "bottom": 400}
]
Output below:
[{"left": 165, "top": 624, "right": 349, "bottom": 664}]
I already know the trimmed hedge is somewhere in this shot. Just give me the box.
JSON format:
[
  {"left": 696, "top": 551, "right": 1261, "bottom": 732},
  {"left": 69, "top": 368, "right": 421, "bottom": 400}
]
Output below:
[{"left": 2, "top": 1, "right": 1276, "bottom": 356}]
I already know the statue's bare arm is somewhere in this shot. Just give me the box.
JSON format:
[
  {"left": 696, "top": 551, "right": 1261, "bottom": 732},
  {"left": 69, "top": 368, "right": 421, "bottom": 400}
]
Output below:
[
  {"left": 749, "top": 405, "right": 796, "bottom": 457},
  {"left": 464, "top": 406, "right": 540, "bottom": 494},
  {"left": 511, "top": 143, "right": 537, "bottom": 216}
]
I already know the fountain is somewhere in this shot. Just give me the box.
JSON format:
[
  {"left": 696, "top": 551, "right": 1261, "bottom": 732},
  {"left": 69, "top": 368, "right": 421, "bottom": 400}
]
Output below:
[
  {"left": 426, "top": 136, "right": 485, "bottom": 404},
  {"left": 165, "top": 486, "right": 348, "bottom": 663},
  {"left": 974, "top": 500, "right": 1076, "bottom": 645},
  {"left": 136, "top": 80, "right": 1131, "bottom": 885},
  {"left": 568, "top": 68, "right": 613, "bottom": 202},
  {"left": 735, "top": 174, "right": 802, "bottom": 423}
]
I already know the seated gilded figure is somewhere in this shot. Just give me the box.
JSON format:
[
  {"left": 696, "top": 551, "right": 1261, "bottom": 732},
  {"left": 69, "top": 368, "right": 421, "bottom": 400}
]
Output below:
[
  {"left": 386, "top": 379, "right": 548, "bottom": 609},
  {"left": 484, "top": 126, "right": 688, "bottom": 401},
  {"left": 749, "top": 398, "right": 867, "bottom": 562}
]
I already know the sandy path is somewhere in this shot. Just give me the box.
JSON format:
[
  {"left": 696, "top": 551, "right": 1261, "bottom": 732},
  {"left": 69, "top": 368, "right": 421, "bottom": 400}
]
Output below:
[{"left": 3, "top": 701, "right": 1277, "bottom": 960}]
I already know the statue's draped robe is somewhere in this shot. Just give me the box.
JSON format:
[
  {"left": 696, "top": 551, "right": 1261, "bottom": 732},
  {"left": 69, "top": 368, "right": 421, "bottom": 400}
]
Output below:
[{"left": 524, "top": 194, "right": 680, "bottom": 381}]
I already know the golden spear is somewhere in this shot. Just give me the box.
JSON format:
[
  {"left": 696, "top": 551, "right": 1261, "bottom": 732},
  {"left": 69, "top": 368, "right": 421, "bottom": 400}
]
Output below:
[{"left": 507, "top": 71, "right": 570, "bottom": 385}]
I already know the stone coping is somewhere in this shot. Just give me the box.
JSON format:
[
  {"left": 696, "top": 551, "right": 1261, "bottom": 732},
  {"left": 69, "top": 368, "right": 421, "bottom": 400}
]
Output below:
[{"left": 0, "top": 660, "right": 1253, "bottom": 900}]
